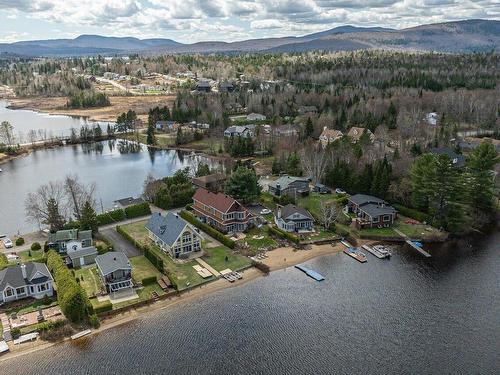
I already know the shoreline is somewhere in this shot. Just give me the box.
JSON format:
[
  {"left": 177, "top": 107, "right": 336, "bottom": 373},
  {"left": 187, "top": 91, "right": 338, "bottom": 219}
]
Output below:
[{"left": 0, "top": 242, "right": 345, "bottom": 363}]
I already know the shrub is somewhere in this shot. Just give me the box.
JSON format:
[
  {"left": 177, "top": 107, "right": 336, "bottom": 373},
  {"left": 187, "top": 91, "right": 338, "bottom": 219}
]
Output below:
[
  {"left": 31, "top": 242, "right": 42, "bottom": 251},
  {"left": 89, "top": 314, "right": 100, "bottom": 328},
  {"left": 96, "top": 209, "right": 126, "bottom": 226},
  {"left": 124, "top": 202, "right": 151, "bottom": 219},
  {"left": 63, "top": 221, "right": 81, "bottom": 230},
  {"left": 0, "top": 253, "right": 8, "bottom": 269},
  {"left": 116, "top": 225, "right": 144, "bottom": 251},
  {"left": 15, "top": 237, "right": 25, "bottom": 246},
  {"left": 10, "top": 327, "right": 21, "bottom": 338},
  {"left": 267, "top": 226, "right": 300, "bottom": 244},
  {"left": 46, "top": 250, "right": 90, "bottom": 323},
  {"left": 93, "top": 301, "right": 113, "bottom": 314},
  {"left": 143, "top": 246, "right": 164, "bottom": 273},
  {"left": 141, "top": 275, "right": 158, "bottom": 286},
  {"left": 393, "top": 204, "right": 432, "bottom": 223},
  {"left": 179, "top": 210, "right": 235, "bottom": 249}
]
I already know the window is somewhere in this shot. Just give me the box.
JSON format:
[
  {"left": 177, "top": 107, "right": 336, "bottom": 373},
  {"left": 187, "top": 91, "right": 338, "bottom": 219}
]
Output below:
[
  {"left": 38, "top": 283, "right": 48, "bottom": 292},
  {"left": 383, "top": 215, "right": 391, "bottom": 222},
  {"left": 372, "top": 216, "right": 379, "bottom": 223},
  {"left": 5, "top": 288, "right": 13, "bottom": 297},
  {"left": 16, "top": 287, "right": 26, "bottom": 295}
]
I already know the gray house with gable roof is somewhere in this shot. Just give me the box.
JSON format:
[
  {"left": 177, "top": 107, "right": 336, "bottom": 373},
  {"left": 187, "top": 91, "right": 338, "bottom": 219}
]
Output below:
[
  {"left": 95, "top": 252, "right": 133, "bottom": 293},
  {"left": 146, "top": 212, "right": 202, "bottom": 259},
  {"left": 347, "top": 194, "right": 397, "bottom": 229},
  {"left": 268, "top": 175, "right": 310, "bottom": 198},
  {"left": 0, "top": 263, "right": 53, "bottom": 303},
  {"left": 275, "top": 204, "right": 314, "bottom": 232}
]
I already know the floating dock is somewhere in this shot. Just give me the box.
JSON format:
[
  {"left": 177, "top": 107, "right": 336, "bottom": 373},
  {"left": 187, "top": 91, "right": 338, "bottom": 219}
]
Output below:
[
  {"left": 405, "top": 240, "right": 432, "bottom": 257},
  {"left": 343, "top": 248, "right": 367, "bottom": 263},
  {"left": 71, "top": 329, "right": 92, "bottom": 340},
  {"left": 295, "top": 264, "right": 325, "bottom": 281},
  {"left": 362, "top": 244, "right": 390, "bottom": 259}
]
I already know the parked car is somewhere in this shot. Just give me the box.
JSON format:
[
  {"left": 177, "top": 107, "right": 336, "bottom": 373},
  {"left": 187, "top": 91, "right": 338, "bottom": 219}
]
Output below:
[
  {"left": 7, "top": 253, "right": 19, "bottom": 261},
  {"left": 2, "top": 238, "right": 13, "bottom": 248},
  {"left": 260, "top": 208, "right": 272, "bottom": 215},
  {"left": 335, "top": 188, "right": 346, "bottom": 195}
]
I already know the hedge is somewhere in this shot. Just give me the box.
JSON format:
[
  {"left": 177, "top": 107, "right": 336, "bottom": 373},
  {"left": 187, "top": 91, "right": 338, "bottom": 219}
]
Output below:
[
  {"left": 116, "top": 225, "right": 144, "bottom": 251},
  {"left": 124, "top": 202, "right": 151, "bottom": 219},
  {"left": 93, "top": 301, "right": 113, "bottom": 314},
  {"left": 0, "top": 253, "right": 8, "bottom": 269},
  {"left": 46, "top": 250, "right": 91, "bottom": 323},
  {"left": 267, "top": 226, "right": 300, "bottom": 244},
  {"left": 96, "top": 209, "right": 126, "bottom": 226},
  {"left": 393, "top": 204, "right": 432, "bottom": 223},
  {"left": 141, "top": 275, "right": 158, "bottom": 286},
  {"left": 143, "top": 246, "right": 164, "bottom": 274},
  {"left": 179, "top": 210, "right": 235, "bottom": 249}
]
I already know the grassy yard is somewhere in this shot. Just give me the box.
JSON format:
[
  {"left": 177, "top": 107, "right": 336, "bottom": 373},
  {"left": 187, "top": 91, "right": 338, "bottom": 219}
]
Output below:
[
  {"left": 129, "top": 255, "right": 163, "bottom": 282},
  {"left": 17, "top": 249, "right": 45, "bottom": 263},
  {"left": 260, "top": 192, "right": 277, "bottom": 210},
  {"left": 202, "top": 245, "right": 252, "bottom": 271},
  {"left": 297, "top": 192, "right": 343, "bottom": 219},
  {"left": 358, "top": 216, "right": 446, "bottom": 241},
  {"left": 75, "top": 266, "right": 103, "bottom": 297},
  {"left": 3, "top": 298, "right": 58, "bottom": 315},
  {"left": 112, "top": 284, "right": 167, "bottom": 310},
  {"left": 304, "top": 227, "right": 338, "bottom": 241},
  {"left": 120, "top": 220, "right": 150, "bottom": 244},
  {"left": 237, "top": 227, "right": 277, "bottom": 254}
]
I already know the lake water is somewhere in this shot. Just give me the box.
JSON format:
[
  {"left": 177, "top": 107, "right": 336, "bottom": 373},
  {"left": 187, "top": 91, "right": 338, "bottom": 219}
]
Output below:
[
  {"left": 2, "top": 230, "right": 498, "bottom": 374},
  {"left": 0, "top": 141, "right": 218, "bottom": 235},
  {"left": 0, "top": 100, "right": 112, "bottom": 142}
]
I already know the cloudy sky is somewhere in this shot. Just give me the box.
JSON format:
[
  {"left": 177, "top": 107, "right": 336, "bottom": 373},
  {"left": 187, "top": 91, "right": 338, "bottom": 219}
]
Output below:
[{"left": 0, "top": 0, "right": 498, "bottom": 43}]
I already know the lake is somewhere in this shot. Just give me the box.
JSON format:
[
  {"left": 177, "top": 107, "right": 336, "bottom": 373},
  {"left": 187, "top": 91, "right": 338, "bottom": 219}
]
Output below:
[
  {"left": 0, "top": 141, "right": 218, "bottom": 235},
  {"left": 0, "top": 100, "right": 112, "bottom": 142},
  {"left": 1, "top": 230, "right": 498, "bottom": 374}
]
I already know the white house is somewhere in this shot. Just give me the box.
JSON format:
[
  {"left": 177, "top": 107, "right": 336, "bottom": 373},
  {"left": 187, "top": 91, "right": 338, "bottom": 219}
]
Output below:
[
  {"left": 274, "top": 204, "right": 314, "bottom": 233},
  {"left": 146, "top": 212, "right": 202, "bottom": 259},
  {"left": 0, "top": 263, "right": 54, "bottom": 303}
]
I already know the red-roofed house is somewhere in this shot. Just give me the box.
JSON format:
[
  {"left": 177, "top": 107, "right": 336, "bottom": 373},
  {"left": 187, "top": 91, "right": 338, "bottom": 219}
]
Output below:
[{"left": 192, "top": 188, "right": 254, "bottom": 233}]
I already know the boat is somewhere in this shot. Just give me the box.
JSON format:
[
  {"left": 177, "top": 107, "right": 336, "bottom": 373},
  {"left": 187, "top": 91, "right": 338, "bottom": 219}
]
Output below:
[
  {"left": 0, "top": 168, "right": 2, "bottom": 172},
  {"left": 295, "top": 264, "right": 325, "bottom": 281},
  {"left": 343, "top": 247, "right": 367, "bottom": 263},
  {"left": 362, "top": 244, "right": 391, "bottom": 259}
]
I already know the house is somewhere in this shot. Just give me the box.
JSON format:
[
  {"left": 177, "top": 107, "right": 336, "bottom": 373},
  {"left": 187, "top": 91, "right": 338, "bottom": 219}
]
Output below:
[
  {"left": 114, "top": 196, "right": 146, "bottom": 208},
  {"left": 319, "top": 127, "right": 343, "bottom": 148},
  {"left": 0, "top": 263, "right": 53, "bottom": 303},
  {"left": 275, "top": 204, "right": 314, "bottom": 233},
  {"left": 224, "top": 125, "right": 255, "bottom": 138},
  {"left": 155, "top": 121, "right": 177, "bottom": 132},
  {"left": 192, "top": 188, "right": 254, "bottom": 233},
  {"left": 313, "top": 183, "right": 331, "bottom": 194},
  {"left": 195, "top": 81, "right": 212, "bottom": 92},
  {"left": 347, "top": 194, "right": 397, "bottom": 229},
  {"left": 95, "top": 252, "right": 133, "bottom": 293},
  {"left": 146, "top": 212, "right": 202, "bottom": 259},
  {"left": 219, "top": 82, "right": 235, "bottom": 93},
  {"left": 298, "top": 106, "right": 317, "bottom": 115},
  {"left": 275, "top": 124, "right": 299, "bottom": 137},
  {"left": 268, "top": 175, "right": 310, "bottom": 198},
  {"left": 192, "top": 173, "right": 227, "bottom": 192},
  {"left": 246, "top": 113, "right": 266, "bottom": 121},
  {"left": 430, "top": 147, "right": 465, "bottom": 168},
  {"left": 67, "top": 246, "right": 98, "bottom": 269},
  {"left": 48, "top": 229, "right": 92, "bottom": 253},
  {"left": 347, "top": 127, "right": 375, "bottom": 143},
  {"left": 425, "top": 112, "right": 439, "bottom": 126}
]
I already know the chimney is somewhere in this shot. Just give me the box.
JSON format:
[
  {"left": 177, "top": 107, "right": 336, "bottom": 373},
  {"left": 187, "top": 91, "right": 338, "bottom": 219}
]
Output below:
[
  {"left": 277, "top": 207, "right": 282, "bottom": 219},
  {"left": 323, "top": 126, "right": 327, "bottom": 131},
  {"left": 21, "top": 264, "right": 27, "bottom": 279}
]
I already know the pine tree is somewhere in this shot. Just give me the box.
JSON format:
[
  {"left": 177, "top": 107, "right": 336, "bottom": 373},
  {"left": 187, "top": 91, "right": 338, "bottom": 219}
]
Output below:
[
  {"left": 305, "top": 117, "right": 314, "bottom": 138},
  {"left": 80, "top": 201, "right": 98, "bottom": 233},
  {"left": 146, "top": 122, "right": 156, "bottom": 145},
  {"left": 224, "top": 167, "right": 261, "bottom": 203},
  {"left": 45, "top": 198, "right": 65, "bottom": 233}
]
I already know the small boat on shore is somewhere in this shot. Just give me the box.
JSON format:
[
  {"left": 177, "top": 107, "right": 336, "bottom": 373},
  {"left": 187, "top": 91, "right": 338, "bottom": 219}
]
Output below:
[
  {"left": 343, "top": 248, "right": 367, "bottom": 263},
  {"left": 362, "top": 244, "right": 391, "bottom": 259}
]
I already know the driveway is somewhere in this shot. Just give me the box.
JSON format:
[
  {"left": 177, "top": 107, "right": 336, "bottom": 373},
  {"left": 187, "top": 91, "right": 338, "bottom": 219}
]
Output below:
[{"left": 100, "top": 228, "right": 141, "bottom": 258}]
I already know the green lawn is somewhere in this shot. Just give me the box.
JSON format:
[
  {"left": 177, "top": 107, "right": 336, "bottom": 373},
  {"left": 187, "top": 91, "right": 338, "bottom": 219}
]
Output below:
[
  {"left": 358, "top": 216, "right": 446, "bottom": 241},
  {"left": 237, "top": 227, "right": 277, "bottom": 254},
  {"left": 75, "top": 266, "right": 103, "bottom": 297},
  {"left": 17, "top": 249, "right": 45, "bottom": 263},
  {"left": 202, "top": 245, "right": 252, "bottom": 271},
  {"left": 3, "top": 298, "right": 58, "bottom": 315},
  {"left": 120, "top": 220, "right": 150, "bottom": 244},
  {"left": 297, "top": 192, "right": 342, "bottom": 219},
  {"left": 112, "top": 284, "right": 167, "bottom": 310},
  {"left": 129, "top": 255, "right": 163, "bottom": 282},
  {"left": 305, "top": 227, "right": 338, "bottom": 240},
  {"left": 260, "top": 192, "right": 277, "bottom": 209}
]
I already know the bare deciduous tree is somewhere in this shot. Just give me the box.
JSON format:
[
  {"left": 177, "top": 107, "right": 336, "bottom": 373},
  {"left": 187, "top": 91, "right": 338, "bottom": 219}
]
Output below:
[
  {"left": 25, "top": 181, "right": 67, "bottom": 227},
  {"left": 300, "top": 142, "right": 328, "bottom": 184},
  {"left": 319, "top": 201, "right": 341, "bottom": 230},
  {"left": 64, "top": 175, "right": 96, "bottom": 221}
]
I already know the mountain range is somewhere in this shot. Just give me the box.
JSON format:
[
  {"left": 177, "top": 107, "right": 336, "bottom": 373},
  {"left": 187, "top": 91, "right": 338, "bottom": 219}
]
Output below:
[{"left": 0, "top": 19, "right": 498, "bottom": 57}]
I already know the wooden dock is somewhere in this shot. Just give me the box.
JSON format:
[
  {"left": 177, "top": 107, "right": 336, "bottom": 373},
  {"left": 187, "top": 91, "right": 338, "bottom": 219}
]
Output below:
[
  {"left": 71, "top": 329, "right": 92, "bottom": 340},
  {"left": 393, "top": 229, "right": 431, "bottom": 257}
]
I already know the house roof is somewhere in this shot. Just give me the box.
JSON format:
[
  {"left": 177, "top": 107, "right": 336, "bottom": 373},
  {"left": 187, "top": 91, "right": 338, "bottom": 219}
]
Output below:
[
  {"left": 146, "top": 212, "right": 190, "bottom": 247},
  {"left": 359, "top": 203, "right": 396, "bottom": 217},
  {"left": 48, "top": 229, "right": 92, "bottom": 243},
  {"left": 276, "top": 124, "right": 298, "bottom": 135},
  {"left": 247, "top": 113, "right": 266, "bottom": 120},
  {"left": 95, "top": 252, "right": 131, "bottom": 276},
  {"left": 225, "top": 125, "right": 252, "bottom": 134},
  {"left": 430, "top": 147, "right": 465, "bottom": 167},
  {"left": 268, "top": 175, "right": 309, "bottom": 190},
  {"left": 196, "top": 81, "right": 211, "bottom": 88},
  {"left": 0, "top": 263, "right": 52, "bottom": 291},
  {"left": 349, "top": 194, "right": 386, "bottom": 206},
  {"left": 347, "top": 127, "right": 373, "bottom": 141},
  {"left": 320, "top": 128, "right": 343, "bottom": 140},
  {"left": 67, "top": 246, "right": 98, "bottom": 261},
  {"left": 278, "top": 204, "right": 314, "bottom": 221},
  {"left": 193, "top": 188, "right": 240, "bottom": 213},
  {"left": 114, "top": 196, "right": 146, "bottom": 207}
]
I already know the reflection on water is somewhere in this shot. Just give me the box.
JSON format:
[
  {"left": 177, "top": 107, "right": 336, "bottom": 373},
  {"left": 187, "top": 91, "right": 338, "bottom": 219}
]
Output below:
[{"left": 0, "top": 140, "right": 221, "bottom": 235}]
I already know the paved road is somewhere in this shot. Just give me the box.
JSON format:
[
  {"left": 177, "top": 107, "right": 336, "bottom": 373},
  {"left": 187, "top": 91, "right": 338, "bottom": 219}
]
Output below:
[{"left": 100, "top": 227, "right": 141, "bottom": 258}]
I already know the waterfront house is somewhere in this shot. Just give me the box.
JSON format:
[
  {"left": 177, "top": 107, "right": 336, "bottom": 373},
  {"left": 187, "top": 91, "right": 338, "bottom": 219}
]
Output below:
[
  {"left": 246, "top": 113, "right": 266, "bottom": 121},
  {"left": 430, "top": 147, "right": 465, "bottom": 168},
  {"left": 192, "top": 188, "right": 254, "bottom": 233},
  {"left": 95, "top": 252, "right": 133, "bottom": 293},
  {"left": 155, "top": 121, "right": 177, "bottom": 132},
  {"left": 0, "top": 263, "right": 53, "bottom": 303},
  {"left": 146, "top": 212, "right": 202, "bottom": 259},
  {"left": 114, "top": 196, "right": 146, "bottom": 208},
  {"left": 224, "top": 125, "right": 255, "bottom": 138},
  {"left": 48, "top": 229, "right": 92, "bottom": 253},
  {"left": 192, "top": 173, "right": 227, "bottom": 192},
  {"left": 268, "top": 175, "right": 310, "bottom": 198},
  {"left": 275, "top": 204, "right": 314, "bottom": 233},
  {"left": 347, "top": 194, "right": 397, "bottom": 229},
  {"left": 347, "top": 127, "right": 374, "bottom": 143},
  {"left": 312, "top": 183, "right": 331, "bottom": 194},
  {"left": 319, "top": 127, "right": 343, "bottom": 148}
]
